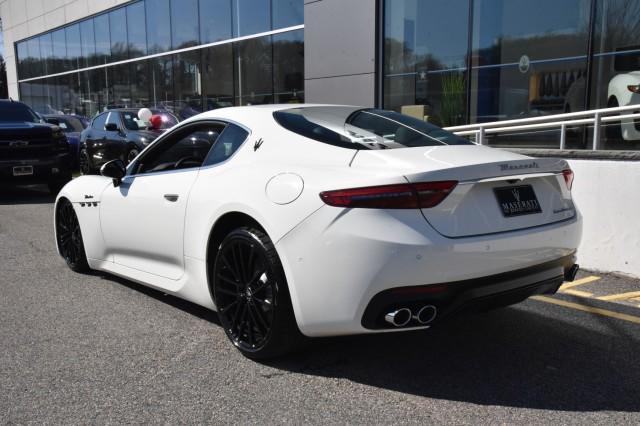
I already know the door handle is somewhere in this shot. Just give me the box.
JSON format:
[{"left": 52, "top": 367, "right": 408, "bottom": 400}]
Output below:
[{"left": 164, "top": 194, "right": 179, "bottom": 202}]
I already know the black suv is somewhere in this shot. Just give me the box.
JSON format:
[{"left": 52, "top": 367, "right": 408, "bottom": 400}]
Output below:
[{"left": 0, "top": 100, "right": 72, "bottom": 194}]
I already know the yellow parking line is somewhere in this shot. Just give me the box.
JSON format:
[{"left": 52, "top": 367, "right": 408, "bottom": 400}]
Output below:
[
  {"left": 560, "top": 288, "right": 593, "bottom": 297},
  {"left": 598, "top": 291, "right": 640, "bottom": 301},
  {"left": 531, "top": 295, "right": 640, "bottom": 324},
  {"left": 559, "top": 275, "right": 600, "bottom": 290}
]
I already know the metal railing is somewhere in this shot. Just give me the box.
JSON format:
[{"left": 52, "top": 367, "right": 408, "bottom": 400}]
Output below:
[{"left": 444, "top": 104, "right": 640, "bottom": 150}]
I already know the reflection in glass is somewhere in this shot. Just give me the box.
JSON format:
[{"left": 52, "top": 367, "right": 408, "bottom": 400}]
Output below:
[
  {"left": 17, "top": 42, "right": 29, "bottom": 79},
  {"left": 109, "top": 8, "right": 129, "bottom": 61},
  {"left": 171, "top": 0, "right": 200, "bottom": 49},
  {"left": 127, "top": 1, "right": 148, "bottom": 59},
  {"left": 232, "top": 0, "right": 271, "bottom": 37},
  {"left": 66, "top": 24, "right": 82, "bottom": 71},
  {"left": 234, "top": 36, "right": 273, "bottom": 105},
  {"left": 272, "top": 0, "right": 303, "bottom": 29},
  {"left": 591, "top": 0, "right": 640, "bottom": 150},
  {"left": 202, "top": 44, "right": 234, "bottom": 110},
  {"left": 146, "top": 0, "right": 172, "bottom": 54},
  {"left": 131, "top": 62, "right": 151, "bottom": 107},
  {"left": 150, "top": 56, "right": 174, "bottom": 110},
  {"left": 273, "top": 30, "right": 304, "bottom": 103},
  {"left": 27, "top": 37, "right": 42, "bottom": 78},
  {"left": 40, "top": 34, "right": 53, "bottom": 76},
  {"left": 200, "top": 0, "right": 232, "bottom": 43},
  {"left": 174, "top": 51, "right": 203, "bottom": 119},
  {"left": 52, "top": 29, "right": 68, "bottom": 73},
  {"left": 383, "top": 0, "right": 469, "bottom": 127},
  {"left": 80, "top": 19, "right": 96, "bottom": 68},
  {"left": 94, "top": 13, "right": 111, "bottom": 66},
  {"left": 109, "top": 63, "right": 132, "bottom": 108}
]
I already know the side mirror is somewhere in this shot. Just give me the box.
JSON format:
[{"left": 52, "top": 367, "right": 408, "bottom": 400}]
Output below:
[
  {"left": 105, "top": 122, "right": 119, "bottom": 132},
  {"left": 100, "top": 159, "right": 126, "bottom": 187}
]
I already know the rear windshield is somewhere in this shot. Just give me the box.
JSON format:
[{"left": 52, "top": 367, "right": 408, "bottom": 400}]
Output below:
[
  {"left": 273, "top": 107, "right": 473, "bottom": 150},
  {"left": 0, "top": 102, "right": 40, "bottom": 123}
]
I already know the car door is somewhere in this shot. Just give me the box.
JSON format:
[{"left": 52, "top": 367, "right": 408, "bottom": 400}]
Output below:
[{"left": 99, "top": 121, "right": 225, "bottom": 280}]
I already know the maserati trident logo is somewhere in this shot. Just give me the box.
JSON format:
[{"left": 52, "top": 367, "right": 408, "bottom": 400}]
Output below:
[
  {"left": 254, "top": 138, "right": 264, "bottom": 151},
  {"left": 9, "top": 140, "right": 29, "bottom": 147},
  {"left": 511, "top": 188, "right": 521, "bottom": 202}
]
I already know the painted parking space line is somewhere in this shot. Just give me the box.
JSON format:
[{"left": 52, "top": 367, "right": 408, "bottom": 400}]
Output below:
[
  {"left": 531, "top": 295, "right": 640, "bottom": 325},
  {"left": 598, "top": 291, "right": 640, "bottom": 301},
  {"left": 559, "top": 275, "right": 600, "bottom": 290},
  {"left": 561, "top": 288, "right": 593, "bottom": 297}
]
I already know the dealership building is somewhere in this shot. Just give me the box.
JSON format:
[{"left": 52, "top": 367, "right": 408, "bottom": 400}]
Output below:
[{"left": 1, "top": 0, "right": 639, "bottom": 276}]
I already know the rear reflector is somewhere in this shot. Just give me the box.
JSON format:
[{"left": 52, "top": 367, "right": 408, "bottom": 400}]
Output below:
[
  {"left": 320, "top": 181, "right": 458, "bottom": 209},
  {"left": 562, "top": 169, "right": 574, "bottom": 190}
]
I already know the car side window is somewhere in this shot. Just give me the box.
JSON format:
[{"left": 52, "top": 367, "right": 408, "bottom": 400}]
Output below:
[
  {"left": 92, "top": 113, "right": 108, "bottom": 130},
  {"left": 134, "top": 123, "right": 225, "bottom": 175},
  {"left": 105, "top": 112, "right": 120, "bottom": 129},
  {"left": 202, "top": 123, "right": 249, "bottom": 167}
]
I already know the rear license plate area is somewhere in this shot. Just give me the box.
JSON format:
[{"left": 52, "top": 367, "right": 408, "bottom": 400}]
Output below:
[
  {"left": 12, "top": 165, "right": 34, "bottom": 176},
  {"left": 494, "top": 185, "right": 542, "bottom": 217}
]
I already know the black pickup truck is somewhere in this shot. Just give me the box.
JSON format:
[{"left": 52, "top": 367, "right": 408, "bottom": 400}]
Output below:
[{"left": 0, "top": 100, "right": 72, "bottom": 194}]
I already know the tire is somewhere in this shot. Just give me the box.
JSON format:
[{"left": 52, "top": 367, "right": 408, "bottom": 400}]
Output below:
[
  {"left": 212, "top": 227, "right": 303, "bottom": 359},
  {"left": 79, "top": 149, "right": 94, "bottom": 175},
  {"left": 125, "top": 147, "right": 140, "bottom": 165},
  {"left": 55, "top": 198, "right": 90, "bottom": 273}
]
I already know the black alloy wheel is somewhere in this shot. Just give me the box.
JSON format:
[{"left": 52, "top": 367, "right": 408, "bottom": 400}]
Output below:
[
  {"left": 55, "top": 199, "right": 90, "bottom": 272},
  {"left": 126, "top": 148, "right": 140, "bottom": 165},
  {"left": 79, "top": 149, "right": 93, "bottom": 175},
  {"left": 213, "top": 227, "right": 302, "bottom": 359}
]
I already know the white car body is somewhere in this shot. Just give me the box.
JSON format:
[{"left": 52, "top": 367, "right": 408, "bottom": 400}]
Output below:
[
  {"left": 54, "top": 104, "right": 582, "bottom": 340},
  {"left": 607, "top": 70, "right": 640, "bottom": 140}
]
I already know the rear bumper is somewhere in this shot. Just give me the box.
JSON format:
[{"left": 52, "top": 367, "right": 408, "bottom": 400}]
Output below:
[
  {"left": 361, "top": 254, "right": 573, "bottom": 330},
  {"left": 0, "top": 153, "right": 72, "bottom": 184},
  {"left": 277, "top": 206, "right": 582, "bottom": 337}
]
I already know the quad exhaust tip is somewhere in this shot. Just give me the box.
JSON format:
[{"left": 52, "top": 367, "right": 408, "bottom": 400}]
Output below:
[
  {"left": 415, "top": 305, "right": 437, "bottom": 325},
  {"left": 384, "top": 305, "right": 438, "bottom": 327},
  {"left": 384, "top": 308, "right": 412, "bottom": 327}
]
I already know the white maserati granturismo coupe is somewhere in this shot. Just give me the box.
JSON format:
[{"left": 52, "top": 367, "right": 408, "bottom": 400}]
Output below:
[{"left": 54, "top": 104, "right": 582, "bottom": 358}]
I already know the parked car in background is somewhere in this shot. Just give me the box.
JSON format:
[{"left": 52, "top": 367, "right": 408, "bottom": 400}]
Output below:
[
  {"left": 0, "top": 99, "right": 72, "bottom": 194},
  {"left": 79, "top": 108, "right": 179, "bottom": 174},
  {"left": 43, "top": 115, "right": 89, "bottom": 170},
  {"left": 606, "top": 46, "right": 640, "bottom": 140}
]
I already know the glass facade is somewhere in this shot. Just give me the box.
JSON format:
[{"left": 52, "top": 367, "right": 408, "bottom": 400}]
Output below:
[
  {"left": 16, "top": 0, "right": 304, "bottom": 119},
  {"left": 383, "top": 0, "right": 640, "bottom": 150}
]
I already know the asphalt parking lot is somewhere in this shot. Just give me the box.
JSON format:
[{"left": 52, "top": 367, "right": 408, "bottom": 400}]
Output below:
[{"left": 2, "top": 185, "right": 640, "bottom": 424}]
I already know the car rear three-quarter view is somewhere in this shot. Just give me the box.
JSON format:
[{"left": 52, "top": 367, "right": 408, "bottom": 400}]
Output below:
[{"left": 53, "top": 104, "right": 582, "bottom": 359}]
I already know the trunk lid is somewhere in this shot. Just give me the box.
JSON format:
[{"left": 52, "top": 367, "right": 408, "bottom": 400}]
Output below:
[{"left": 351, "top": 145, "right": 576, "bottom": 238}]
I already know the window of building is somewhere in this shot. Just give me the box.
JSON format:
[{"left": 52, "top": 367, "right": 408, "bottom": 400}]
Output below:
[
  {"left": 273, "top": 30, "right": 304, "bottom": 103},
  {"left": 232, "top": 0, "right": 271, "bottom": 37},
  {"left": 131, "top": 61, "right": 151, "bottom": 107},
  {"left": 146, "top": 0, "right": 172, "bottom": 54},
  {"left": 65, "top": 24, "right": 82, "bottom": 71},
  {"left": 590, "top": 0, "right": 640, "bottom": 150},
  {"left": 127, "top": 1, "right": 148, "bottom": 59},
  {"left": 234, "top": 36, "right": 273, "bottom": 105},
  {"left": 94, "top": 13, "right": 111, "bottom": 66},
  {"left": 149, "top": 56, "right": 174, "bottom": 109},
  {"left": 272, "top": 0, "right": 303, "bottom": 29},
  {"left": 202, "top": 44, "right": 234, "bottom": 110},
  {"left": 80, "top": 19, "right": 96, "bottom": 68},
  {"left": 52, "top": 29, "right": 68, "bottom": 73},
  {"left": 27, "top": 37, "right": 42, "bottom": 78},
  {"left": 199, "top": 0, "right": 232, "bottom": 43},
  {"left": 174, "top": 51, "right": 203, "bottom": 119},
  {"left": 109, "top": 8, "right": 129, "bottom": 61},
  {"left": 171, "top": 0, "right": 200, "bottom": 49},
  {"left": 109, "top": 63, "right": 132, "bottom": 108},
  {"left": 40, "top": 34, "right": 53, "bottom": 76}
]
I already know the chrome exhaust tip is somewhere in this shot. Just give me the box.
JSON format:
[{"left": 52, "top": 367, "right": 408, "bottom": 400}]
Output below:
[
  {"left": 565, "top": 264, "right": 580, "bottom": 282},
  {"left": 384, "top": 308, "right": 412, "bottom": 327},
  {"left": 414, "top": 305, "right": 437, "bottom": 325}
]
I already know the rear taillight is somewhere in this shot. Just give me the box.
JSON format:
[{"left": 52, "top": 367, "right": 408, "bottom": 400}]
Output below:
[
  {"left": 627, "top": 84, "right": 640, "bottom": 94},
  {"left": 562, "top": 169, "right": 574, "bottom": 190},
  {"left": 319, "top": 181, "right": 458, "bottom": 209}
]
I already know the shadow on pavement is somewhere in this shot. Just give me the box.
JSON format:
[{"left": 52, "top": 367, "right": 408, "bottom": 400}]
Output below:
[
  {"left": 97, "top": 271, "right": 640, "bottom": 412},
  {"left": 0, "top": 184, "right": 55, "bottom": 205}
]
